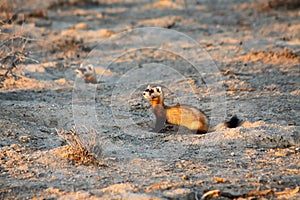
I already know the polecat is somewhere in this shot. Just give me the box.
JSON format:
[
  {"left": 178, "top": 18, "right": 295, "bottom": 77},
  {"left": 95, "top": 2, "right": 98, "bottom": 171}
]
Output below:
[
  {"left": 143, "top": 85, "right": 240, "bottom": 134},
  {"left": 75, "top": 64, "right": 97, "bottom": 84}
]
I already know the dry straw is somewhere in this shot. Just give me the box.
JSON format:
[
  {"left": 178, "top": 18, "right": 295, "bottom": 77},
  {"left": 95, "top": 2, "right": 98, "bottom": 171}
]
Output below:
[{"left": 56, "top": 127, "right": 106, "bottom": 167}]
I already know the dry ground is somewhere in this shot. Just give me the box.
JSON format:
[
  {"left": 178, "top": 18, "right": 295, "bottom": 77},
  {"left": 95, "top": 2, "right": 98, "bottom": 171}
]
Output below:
[{"left": 0, "top": 0, "right": 299, "bottom": 199}]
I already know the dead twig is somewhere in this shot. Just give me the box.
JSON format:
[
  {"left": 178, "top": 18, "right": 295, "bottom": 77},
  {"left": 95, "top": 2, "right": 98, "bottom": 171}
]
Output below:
[
  {"left": 0, "top": 6, "right": 39, "bottom": 82},
  {"left": 222, "top": 70, "right": 254, "bottom": 77},
  {"left": 0, "top": 35, "right": 38, "bottom": 81},
  {"left": 273, "top": 186, "right": 299, "bottom": 196},
  {"left": 0, "top": 34, "right": 40, "bottom": 48},
  {"left": 226, "top": 88, "right": 256, "bottom": 92},
  {"left": 201, "top": 190, "right": 220, "bottom": 200}
]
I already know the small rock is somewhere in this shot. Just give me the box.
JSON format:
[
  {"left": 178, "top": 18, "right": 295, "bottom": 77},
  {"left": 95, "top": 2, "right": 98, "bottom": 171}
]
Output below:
[
  {"left": 19, "top": 135, "right": 30, "bottom": 143},
  {"left": 71, "top": 23, "right": 88, "bottom": 30},
  {"left": 182, "top": 174, "right": 189, "bottom": 180},
  {"left": 163, "top": 188, "right": 191, "bottom": 199}
]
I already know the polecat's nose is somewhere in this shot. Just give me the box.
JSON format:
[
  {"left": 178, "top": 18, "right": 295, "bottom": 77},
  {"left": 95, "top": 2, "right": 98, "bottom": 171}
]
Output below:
[{"left": 143, "top": 92, "right": 146, "bottom": 96}]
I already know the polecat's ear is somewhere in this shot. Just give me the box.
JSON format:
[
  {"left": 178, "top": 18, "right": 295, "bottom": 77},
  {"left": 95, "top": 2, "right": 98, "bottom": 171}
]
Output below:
[
  {"left": 156, "top": 86, "right": 162, "bottom": 93},
  {"left": 75, "top": 69, "right": 83, "bottom": 77},
  {"left": 87, "top": 64, "right": 94, "bottom": 71}
]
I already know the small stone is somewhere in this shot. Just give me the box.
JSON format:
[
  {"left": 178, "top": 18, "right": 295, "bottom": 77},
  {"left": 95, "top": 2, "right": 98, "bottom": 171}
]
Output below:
[
  {"left": 182, "top": 174, "right": 189, "bottom": 180},
  {"left": 19, "top": 135, "right": 30, "bottom": 143},
  {"left": 213, "top": 177, "right": 226, "bottom": 183},
  {"left": 72, "top": 23, "right": 88, "bottom": 30}
]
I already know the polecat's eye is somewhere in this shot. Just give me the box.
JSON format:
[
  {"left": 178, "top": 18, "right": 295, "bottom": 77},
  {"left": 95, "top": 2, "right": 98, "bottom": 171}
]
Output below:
[
  {"left": 145, "top": 89, "right": 149, "bottom": 92},
  {"left": 150, "top": 89, "right": 154, "bottom": 93},
  {"left": 156, "top": 88, "right": 160, "bottom": 92}
]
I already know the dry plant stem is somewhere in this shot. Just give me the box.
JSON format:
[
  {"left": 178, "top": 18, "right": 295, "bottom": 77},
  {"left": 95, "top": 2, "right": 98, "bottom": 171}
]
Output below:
[
  {"left": 0, "top": 37, "right": 38, "bottom": 79},
  {"left": 226, "top": 88, "right": 256, "bottom": 92},
  {"left": 200, "top": 190, "right": 220, "bottom": 200},
  {"left": 0, "top": 12, "right": 38, "bottom": 80},
  {"left": 0, "top": 34, "right": 39, "bottom": 48}
]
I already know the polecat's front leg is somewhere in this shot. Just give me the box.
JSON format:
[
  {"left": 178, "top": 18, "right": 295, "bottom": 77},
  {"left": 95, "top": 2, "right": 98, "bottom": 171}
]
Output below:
[
  {"left": 152, "top": 105, "right": 167, "bottom": 132},
  {"left": 153, "top": 115, "right": 166, "bottom": 132}
]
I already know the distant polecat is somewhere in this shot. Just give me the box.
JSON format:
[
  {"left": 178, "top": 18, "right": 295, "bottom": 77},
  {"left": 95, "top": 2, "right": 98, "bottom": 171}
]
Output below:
[
  {"left": 143, "top": 85, "right": 240, "bottom": 134},
  {"left": 75, "top": 64, "right": 97, "bottom": 84}
]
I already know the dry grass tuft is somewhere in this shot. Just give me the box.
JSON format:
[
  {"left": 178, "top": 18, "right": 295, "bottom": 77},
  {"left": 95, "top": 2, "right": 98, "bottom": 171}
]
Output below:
[
  {"left": 0, "top": 37, "right": 37, "bottom": 78},
  {"left": 56, "top": 127, "right": 106, "bottom": 167},
  {"left": 0, "top": 2, "right": 39, "bottom": 83}
]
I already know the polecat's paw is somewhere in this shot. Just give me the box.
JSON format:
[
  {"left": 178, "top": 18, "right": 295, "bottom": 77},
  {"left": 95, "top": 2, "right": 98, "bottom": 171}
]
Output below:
[
  {"left": 151, "top": 128, "right": 160, "bottom": 133},
  {"left": 152, "top": 128, "right": 170, "bottom": 133}
]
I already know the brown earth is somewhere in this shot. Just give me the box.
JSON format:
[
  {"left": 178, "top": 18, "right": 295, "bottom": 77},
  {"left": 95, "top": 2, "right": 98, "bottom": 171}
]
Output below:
[{"left": 0, "top": 0, "right": 299, "bottom": 199}]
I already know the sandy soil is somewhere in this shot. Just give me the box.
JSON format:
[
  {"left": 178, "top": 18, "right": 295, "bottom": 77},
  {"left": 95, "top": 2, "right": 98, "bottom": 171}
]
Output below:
[{"left": 0, "top": 0, "right": 299, "bottom": 199}]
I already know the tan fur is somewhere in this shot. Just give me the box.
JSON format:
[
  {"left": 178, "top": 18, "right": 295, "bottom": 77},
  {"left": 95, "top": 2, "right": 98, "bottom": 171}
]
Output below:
[{"left": 166, "top": 105, "right": 209, "bottom": 132}]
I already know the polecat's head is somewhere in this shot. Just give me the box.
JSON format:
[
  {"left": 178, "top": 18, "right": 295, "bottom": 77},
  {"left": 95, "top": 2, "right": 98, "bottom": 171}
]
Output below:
[
  {"left": 143, "top": 85, "right": 162, "bottom": 100},
  {"left": 76, "top": 64, "right": 95, "bottom": 76}
]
